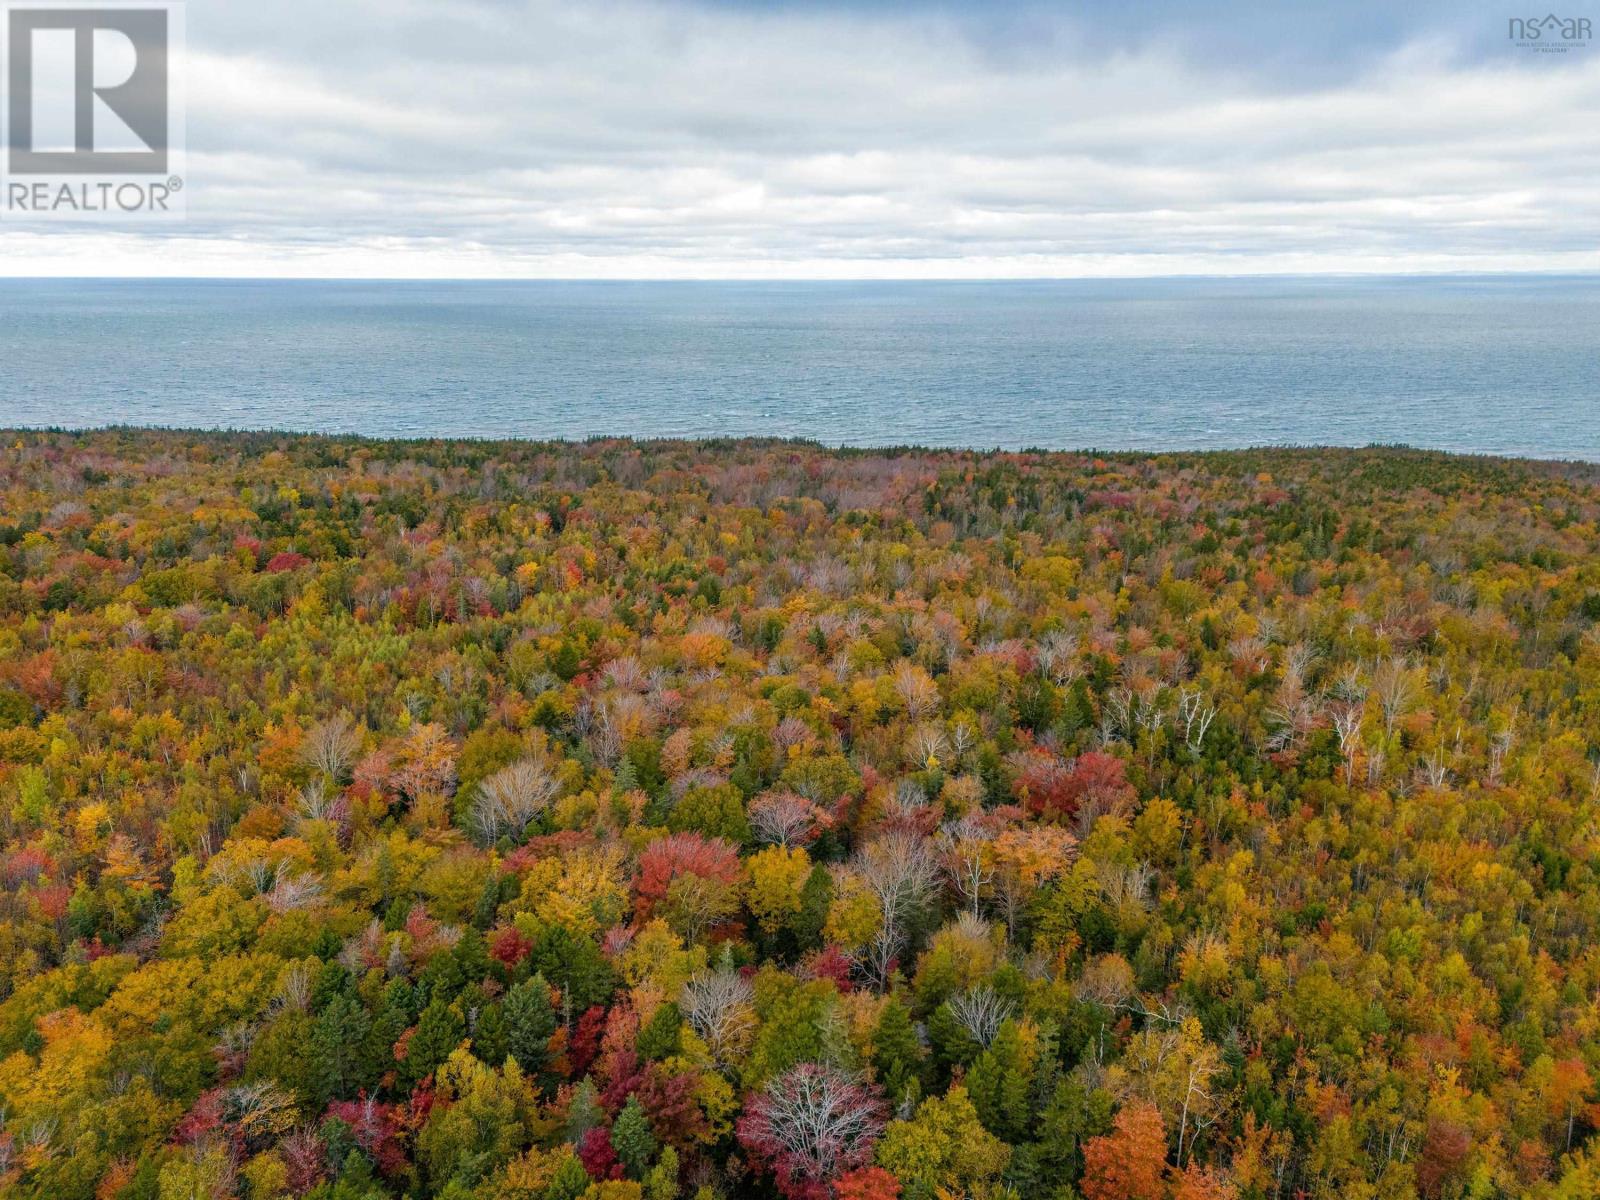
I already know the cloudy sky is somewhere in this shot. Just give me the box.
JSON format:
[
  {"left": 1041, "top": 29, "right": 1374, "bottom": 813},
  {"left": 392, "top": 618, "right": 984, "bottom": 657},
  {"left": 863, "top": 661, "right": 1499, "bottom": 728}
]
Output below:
[{"left": 6, "top": 0, "right": 1599, "bottom": 277}]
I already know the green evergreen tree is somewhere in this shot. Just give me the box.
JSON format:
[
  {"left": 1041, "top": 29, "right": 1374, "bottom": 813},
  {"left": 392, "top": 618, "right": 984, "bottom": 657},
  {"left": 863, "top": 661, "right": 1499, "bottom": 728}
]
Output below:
[
  {"left": 611, "top": 1095, "right": 658, "bottom": 1180},
  {"left": 472, "top": 999, "right": 509, "bottom": 1066},
  {"left": 793, "top": 863, "right": 834, "bottom": 952},
  {"left": 871, "top": 994, "right": 927, "bottom": 1107},
  {"left": 504, "top": 973, "right": 558, "bottom": 1077},
  {"left": 471, "top": 874, "right": 502, "bottom": 931},
  {"left": 547, "top": 1152, "right": 591, "bottom": 1200},
  {"left": 366, "top": 978, "right": 415, "bottom": 1071},
  {"left": 310, "top": 993, "right": 373, "bottom": 1106},
  {"left": 566, "top": 1078, "right": 605, "bottom": 1142},
  {"left": 454, "top": 926, "right": 490, "bottom": 984},
  {"left": 417, "top": 949, "right": 466, "bottom": 1007},
  {"left": 405, "top": 996, "right": 465, "bottom": 1085},
  {"left": 531, "top": 926, "right": 615, "bottom": 1016},
  {"left": 636, "top": 1000, "right": 682, "bottom": 1061},
  {"left": 967, "top": 1018, "right": 1036, "bottom": 1142},
  {"left": 644, "top": 1145, "right": 680, "bottom": 1200}
]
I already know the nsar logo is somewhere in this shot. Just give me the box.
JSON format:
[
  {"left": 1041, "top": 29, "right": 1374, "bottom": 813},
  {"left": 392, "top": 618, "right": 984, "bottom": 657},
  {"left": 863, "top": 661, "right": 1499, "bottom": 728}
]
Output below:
[{"left": 1508, "top": 13, "right": 1592, "bottom": 51}]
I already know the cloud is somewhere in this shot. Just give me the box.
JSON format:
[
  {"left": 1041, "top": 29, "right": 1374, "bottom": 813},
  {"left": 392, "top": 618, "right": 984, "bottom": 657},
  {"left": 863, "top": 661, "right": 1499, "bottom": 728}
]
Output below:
[{"left": 5, "top": 0, "right": 1598, "bottom": 276}]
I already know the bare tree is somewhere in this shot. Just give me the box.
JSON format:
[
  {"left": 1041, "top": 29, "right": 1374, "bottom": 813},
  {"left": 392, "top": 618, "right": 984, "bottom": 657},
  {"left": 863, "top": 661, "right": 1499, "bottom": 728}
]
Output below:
[
  {"left": 907, "top": 724, "right": 951, "bottom": 769},
  {"left": 948, "top": 719, "right": 978, "bottom": 762},
  {"left": 1176, "top": 687, "right": 1217, "bottom": 754},
  {"left": 471, "top": 756, "right": 560, "bottom": 845},
  {"left": 738, "top": 1063, "right": 885, "bottom": 1188},
  {"left": 1228, "top": 634, "right": 1270, "bottom": 675},
  {"left": 893, "top": 664, "right": 940, "bottom": 721},
  {"left": 1101, "top": 686, "right": 1134, "bottom": 744},
  {"left": 937, "top": 815, "right": 993, "bottom": 916},
  {"left": 264, "top": 862, "right": 323, "bottom": 913},
  {"left": 682, "top": 967, "right": 757, "bottom": 1070},
  {"left": 295, "top": 777, "right": 336, "bottom": 822},
  {"left": 1418, "top": 748, "right": 1451, "bottom": 790},
  {"left": 301, "top": 713, "right": 362, "bottom": 782},
  {"left": 272, "top": 961, "right": 314, "bottom": 1014},
  {"left": 1487, "top": 719, "right": 1516, "bottom": 786},
  {"left": 1373, "top": 657, "right": 1416, "bottom": 739},
  {"left": 1132, "top": 687, "right": 1166, "bottom": 739},
  {"left": 946, "top": 984, "right": 1014, "bottom": 1049},
  {"left": 749, "top": 790, "right": 821, "bottom": 848},
  {"left": 1098, "top": 860, "right": 1155, "bottom": 912},
  {"left": 856, "top": 830, "right": 938, "bottom": 988},
  {"left": 1036, "top": 630, "right": 1082, "bottom": 686},
  {"left": 1325, "top": 669, "right": 1368, "bottom": 779}
]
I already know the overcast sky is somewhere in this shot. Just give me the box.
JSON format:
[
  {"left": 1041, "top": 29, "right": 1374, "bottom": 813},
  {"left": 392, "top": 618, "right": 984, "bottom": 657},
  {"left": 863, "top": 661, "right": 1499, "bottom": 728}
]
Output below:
[{"left": 5, "top": 0, "right": 1599, "bottom": 277}]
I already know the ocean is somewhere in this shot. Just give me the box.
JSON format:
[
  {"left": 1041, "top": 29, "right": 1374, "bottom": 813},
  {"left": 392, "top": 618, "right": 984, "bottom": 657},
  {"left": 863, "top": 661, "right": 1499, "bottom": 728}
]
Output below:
[{"left": 2, "top": 275, "right": 1596, "bottom": 458}]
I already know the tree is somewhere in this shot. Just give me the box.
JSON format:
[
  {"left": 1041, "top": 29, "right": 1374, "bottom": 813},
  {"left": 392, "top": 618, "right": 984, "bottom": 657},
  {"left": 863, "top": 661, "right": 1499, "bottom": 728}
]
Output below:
[
  {"left": 473, "top": 999, "right": 509, "bottom": 1067},
  {"left": 681, "top": 967, "right": 757, "bottom": 1070},
  {"left": 943, "top": 985, "right": 1013, "bottom": 1052},
  {"left": 1081, "top": 1102, "right": 1167, "bottom": 1200},
  {"left": 737, "top": 1063, "right": 886, "bottom": 1199},
  {"left": 504, "top": 974, "right": 558, "bottom": 1079},
  {"left": 1544, "top": 1054, "right": 1594, "bottom": 1151},
  {"left": 635, "top": 834, "right": 743, "bottom": 918},
  {"left": 1171, "top": 1162, "right": 1238, "bottom": 1200},
  {"left": 876, "top": 1085, "right": 1009, "bottom": 1200},
  {"left": 636, "top": 834, "right": 744, "bottom": 943},
  {"left": 989, "top": 824, "right": 1077, "bottom": 939},
  {"left": 966, "top": 1018, "right": 1043, "bottom": 1143},
  {"left": 749, "top": 790, "right": 822, "bottom": 849},
  {"left": 302, "top": 712, "right": 363, "bottom": 782},
  {"left": 836, "top": 1167, "right": 901, "bottom": 1199},
  {"left": 530, "top": 923, "right": 617, "bottom": 1018},
  {"left": 310, "top": 993, "right": 374, "bottom": 1106},
  {"left": 471, "top": 756, "right": 560, "bottom": 845},
  {"left": 1106, "top": 1017, "right": 1222, "bottom": 1165},
  {"left": 855, "top": 832, "right": 938, "bottom": 989},
  {"left": 669, "top": 782, "right": 751, "bottom": 845},
  {"left": 936, "top": 815, "right": 993, "bottom": 916},
  {"left": 405, "top": 996, "right": 466, "bottom": 1085},
  {"left": 870, "top": 996, "right": 927, "bottom": 1109},
  {"left": 746, "top": 845, "right": 812, "bottom": 936},
  {"left": 611, "top": 1095, "right": 658, "bottom": 1180}
]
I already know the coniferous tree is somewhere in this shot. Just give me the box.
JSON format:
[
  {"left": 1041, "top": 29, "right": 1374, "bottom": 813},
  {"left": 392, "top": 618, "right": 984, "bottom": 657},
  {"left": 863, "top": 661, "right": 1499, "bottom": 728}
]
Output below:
[
  {"left": 611, "top": 1095, "right": 658, "bottom": 1180},
  {"left": 405, "top": 997, "right": 465, "bottom": 1085},
  {"left": 311, "top": 993, "right": 373, "bottom": 1106},
  {"left": 872, "top": 995, "right": 927, "bottom": 1108},
  {"left": 504, "top": 973, "right": 558, "bottom": 1077}
]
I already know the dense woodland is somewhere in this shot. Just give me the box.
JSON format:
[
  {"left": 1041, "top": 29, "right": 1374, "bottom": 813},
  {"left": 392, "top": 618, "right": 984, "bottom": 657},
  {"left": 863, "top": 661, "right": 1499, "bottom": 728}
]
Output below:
[{"left": 2, "top": 431, "right": 1600, "bottom": 1200}]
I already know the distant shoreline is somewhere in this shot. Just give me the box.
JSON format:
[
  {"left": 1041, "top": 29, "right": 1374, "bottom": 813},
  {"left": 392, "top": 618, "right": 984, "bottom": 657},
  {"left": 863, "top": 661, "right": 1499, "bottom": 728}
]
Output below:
[{"left": 8, "top": 428, "right": 1600, "bottom": 476}]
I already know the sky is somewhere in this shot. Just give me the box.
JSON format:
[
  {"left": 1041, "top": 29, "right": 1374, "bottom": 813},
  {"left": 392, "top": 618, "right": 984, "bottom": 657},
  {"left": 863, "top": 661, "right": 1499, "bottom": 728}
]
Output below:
[{"left": 3, "top": 0, "right": 1598, "bottom": 278}]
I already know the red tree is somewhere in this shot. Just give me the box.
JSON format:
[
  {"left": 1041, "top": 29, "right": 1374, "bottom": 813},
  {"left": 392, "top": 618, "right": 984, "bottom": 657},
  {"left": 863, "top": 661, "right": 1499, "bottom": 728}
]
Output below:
[
  {"left": 489, "top": 926, "right": 533, "bottom": 967},
  {"left": 325, "top": 1096, "right": 408, "bottom": 1178},
  {"left": 737, "top": 1064, "right": 885, "bottom": 1200},
  {"left": 1017, "top": 749, "right": 1135, "bottom": 825},
  {"left": 634, "top": 832, "right": 743, "bottom": 918},
  {"left": 1081, "top": 1102, "right": 1167, "bottom": 1200},
  {"left": 578, "top": 1125, "right": 624, "bottom": 1180},
  {"left": 835, "top": 1166, "right": 901, "bottom": 1199},
  {"left": 1417, "top": 1115, "right": 1471, "bottom": 1199}
]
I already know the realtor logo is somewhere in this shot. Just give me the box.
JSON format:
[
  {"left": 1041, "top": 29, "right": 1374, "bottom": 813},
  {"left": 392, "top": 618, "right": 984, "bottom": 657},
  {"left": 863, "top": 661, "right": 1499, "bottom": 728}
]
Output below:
[{"left": 2, "top": 1, "right": 183, "bottom": 215}]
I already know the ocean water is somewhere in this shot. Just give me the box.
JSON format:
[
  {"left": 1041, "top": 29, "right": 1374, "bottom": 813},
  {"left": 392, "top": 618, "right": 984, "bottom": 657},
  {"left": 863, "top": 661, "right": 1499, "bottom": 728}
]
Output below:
[{"left": 1, "top": 276, "right": 1596, "bottom": 458}]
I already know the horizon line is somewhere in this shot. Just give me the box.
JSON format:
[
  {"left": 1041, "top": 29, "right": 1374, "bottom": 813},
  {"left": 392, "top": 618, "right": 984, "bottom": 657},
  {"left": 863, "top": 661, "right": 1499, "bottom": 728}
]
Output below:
[{"left": 3, "top": 268, "right": 1600, "bottom": 284}]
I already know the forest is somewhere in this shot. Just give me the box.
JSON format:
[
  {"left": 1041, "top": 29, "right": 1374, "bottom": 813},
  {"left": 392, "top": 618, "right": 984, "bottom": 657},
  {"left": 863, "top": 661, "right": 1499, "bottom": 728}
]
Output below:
[{"left": 1, "top": 430, "right": 1598, "bottom": 1200}]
